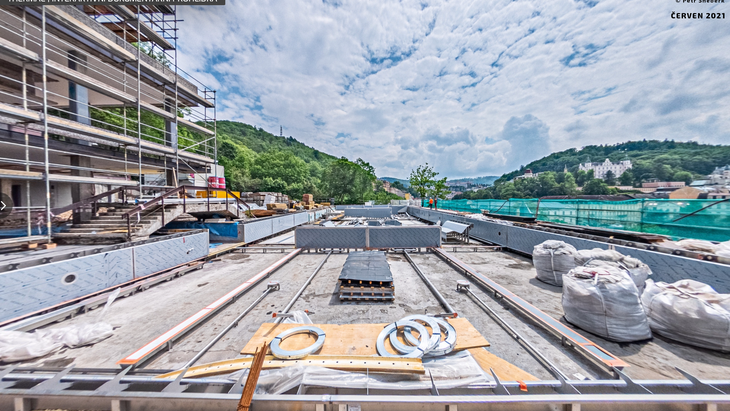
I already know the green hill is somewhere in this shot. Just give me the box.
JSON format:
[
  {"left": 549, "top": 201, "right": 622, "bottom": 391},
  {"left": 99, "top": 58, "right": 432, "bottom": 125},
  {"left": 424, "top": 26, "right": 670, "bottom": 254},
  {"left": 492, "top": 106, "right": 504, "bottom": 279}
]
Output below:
[
  {"left": 448, "top": 176, "right": 499, "bottom": 186},
  {"left": 497, "top": 140, "right": 730, "bottom": 185},
  {"left": 215, "top": 121, "right": 401, "bottom": 203}
]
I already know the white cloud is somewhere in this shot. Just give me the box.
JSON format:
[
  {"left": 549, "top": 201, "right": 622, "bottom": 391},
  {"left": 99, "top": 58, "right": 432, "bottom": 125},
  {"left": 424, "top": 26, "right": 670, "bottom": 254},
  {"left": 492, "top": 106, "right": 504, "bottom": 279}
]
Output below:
[{"left": 176, "top": 0, "right": 730, "bottom": 179}]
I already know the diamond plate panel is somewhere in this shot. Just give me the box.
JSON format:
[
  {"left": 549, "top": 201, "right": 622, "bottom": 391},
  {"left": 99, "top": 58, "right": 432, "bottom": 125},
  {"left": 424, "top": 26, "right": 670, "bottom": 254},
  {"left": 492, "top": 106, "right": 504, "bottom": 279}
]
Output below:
[
  {"left": 408, "top": 206, "right": 730, "bottom": 293},
  {"left": 295, "top": 227, "right": 367, "bottom": 248},
  {"left": 243, "top": 219, "right": 274, "bottom": 242},
  {"left": 133, "top": 231, "right": 209, "bottom": 277},
  {"left": 104, "top": 249, "right": 134, "bottom": 288},
  {"left": 368, "top": 226, "right": 441, "bottom": 248}
]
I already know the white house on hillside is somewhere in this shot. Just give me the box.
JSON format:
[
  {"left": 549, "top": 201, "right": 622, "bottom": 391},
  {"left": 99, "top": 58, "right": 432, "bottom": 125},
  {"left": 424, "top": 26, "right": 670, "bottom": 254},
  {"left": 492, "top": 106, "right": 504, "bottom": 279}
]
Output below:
[{"left": 579, "top": 159, "right": 632, "bottom": 180}]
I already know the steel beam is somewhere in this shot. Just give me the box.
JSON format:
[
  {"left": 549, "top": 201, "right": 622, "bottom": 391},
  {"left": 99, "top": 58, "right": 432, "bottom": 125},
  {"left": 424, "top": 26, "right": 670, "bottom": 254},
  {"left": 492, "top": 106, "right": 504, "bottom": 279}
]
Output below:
[
  {"left": 117, "top": 248, "right": 302, "bottom": 367},
  {"left": 432, "top": 248, "right": 628, "bottom": 376}
]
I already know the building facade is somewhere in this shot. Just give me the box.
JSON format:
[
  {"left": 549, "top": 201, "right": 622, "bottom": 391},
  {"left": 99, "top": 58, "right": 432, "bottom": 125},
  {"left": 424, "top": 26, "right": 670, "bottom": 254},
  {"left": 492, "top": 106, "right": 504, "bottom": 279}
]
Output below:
[
  {"left": 709, "top": 165, "right": 730, "bottom": 186},
  {"left": 0, "top": 5, "right": 217, "bottom": 242},
  {"left": 579, "top": 158, "right": 632, "bottom": 180}
]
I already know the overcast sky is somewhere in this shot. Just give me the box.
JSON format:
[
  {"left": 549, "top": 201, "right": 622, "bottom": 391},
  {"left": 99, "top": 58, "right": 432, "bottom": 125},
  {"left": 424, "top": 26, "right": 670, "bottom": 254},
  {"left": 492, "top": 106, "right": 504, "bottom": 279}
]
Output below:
[{"left": 177, "top": 0, "right": 730, "bottom": 179}]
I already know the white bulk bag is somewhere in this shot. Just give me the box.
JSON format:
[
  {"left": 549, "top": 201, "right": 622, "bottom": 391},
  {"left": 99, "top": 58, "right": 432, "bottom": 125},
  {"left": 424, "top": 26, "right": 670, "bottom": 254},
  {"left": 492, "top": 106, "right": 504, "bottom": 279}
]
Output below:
[
  {"left": 562, "top": 264, "right": 652, "bottom": 342},
  {"left": 532, "top": 240, "right": 577, "bottom": 286},
  {"left": 642, "top": 279, "right": 730, "bottom": 351},
  {"left": 576, "top": 248, "right": 652, "bottom": 293}
]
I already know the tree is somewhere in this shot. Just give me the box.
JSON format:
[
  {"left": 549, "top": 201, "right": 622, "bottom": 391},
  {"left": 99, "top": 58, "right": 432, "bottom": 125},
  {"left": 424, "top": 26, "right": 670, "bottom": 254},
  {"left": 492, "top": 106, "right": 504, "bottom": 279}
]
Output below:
[
  {"left": 409, "top": 163, "right": 438, "bottom": 198},
  {"left": 673, "top": 171, "right": 693, "bottom": 185},
  {"left": 323, "top": 157, "right": 374, "bottom": 203},
  {"left": 429, "top": 177, "right": 450, "bottom": 200},
  {"left": 559, "top": 173, "right": 578, "bottom": 196},
  {"left": 619, "top": 170, "right": 634, "bottom": 186},
  {"left": 582, "top": 179, "right": 610, "bottom": 195},
  {"left": 604, "top": 170, "right": 616, "bottom": 186}
]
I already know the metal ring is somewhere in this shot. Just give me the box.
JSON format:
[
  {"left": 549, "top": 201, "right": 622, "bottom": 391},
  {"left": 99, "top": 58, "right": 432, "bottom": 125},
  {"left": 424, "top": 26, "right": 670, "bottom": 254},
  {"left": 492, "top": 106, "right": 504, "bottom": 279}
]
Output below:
[
  {"left": 376, "top": 320, "right": 430, "bottom": 358},
  {"left": 269, "top": 326, "right": 326, "bottom": 359},
  {"left": 417, "top": 318, "right": 457, "bottom": 357},
  {"left": 389, "top": 315, "right": 441, "bottom": 355}
]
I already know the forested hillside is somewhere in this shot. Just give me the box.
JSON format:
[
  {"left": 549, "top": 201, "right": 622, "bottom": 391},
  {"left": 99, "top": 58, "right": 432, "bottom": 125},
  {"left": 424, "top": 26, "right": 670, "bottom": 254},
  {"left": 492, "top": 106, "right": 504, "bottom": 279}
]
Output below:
[
  {"left": 455, "top": 140, "right": 730, "bottom": 200},
  {"left": 216, "top": 121, "right": 401, "bottom": 203},
  {"left": 497, "top": 140, "right": 730, "bottom": 185}
]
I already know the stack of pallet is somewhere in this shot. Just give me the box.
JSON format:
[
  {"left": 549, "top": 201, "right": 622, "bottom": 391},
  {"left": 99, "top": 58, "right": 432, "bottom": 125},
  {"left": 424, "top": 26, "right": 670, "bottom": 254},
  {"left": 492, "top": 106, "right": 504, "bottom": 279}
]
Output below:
[
  {"left": 338, "top": 251, "right": 394, "bottom": 302},
  {"left": 302, "top": 193, "right": 316, "bottom": 210}
]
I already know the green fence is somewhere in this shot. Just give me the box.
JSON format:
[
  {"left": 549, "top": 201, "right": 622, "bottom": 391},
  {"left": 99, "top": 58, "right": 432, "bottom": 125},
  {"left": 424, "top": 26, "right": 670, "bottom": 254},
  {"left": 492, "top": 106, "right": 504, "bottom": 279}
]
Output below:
[{"left": 423, "top": 198, "right": 730, "bottom": 242}]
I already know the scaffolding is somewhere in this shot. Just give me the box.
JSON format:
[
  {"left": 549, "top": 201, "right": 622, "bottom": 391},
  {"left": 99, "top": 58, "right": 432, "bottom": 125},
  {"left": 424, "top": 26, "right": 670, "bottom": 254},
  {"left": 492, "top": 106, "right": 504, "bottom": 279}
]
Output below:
[{"left": 0, "top": 5, "right": 218, "bottom": 244}]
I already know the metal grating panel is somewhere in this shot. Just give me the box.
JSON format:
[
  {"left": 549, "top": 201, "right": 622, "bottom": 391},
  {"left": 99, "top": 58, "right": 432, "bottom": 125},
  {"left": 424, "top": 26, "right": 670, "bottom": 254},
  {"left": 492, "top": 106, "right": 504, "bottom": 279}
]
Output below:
[
  {"left": 272, "top": 215, "right": 294, "bottom": 233},
  {"left": 369, "top": 226, "right": 441, "bottom": 248},
  {"left": 296, "top": 227, "right": 367, "bottom": 248},
  {"left": 293, "top": 212, "right": 309, "bottom": 225}
]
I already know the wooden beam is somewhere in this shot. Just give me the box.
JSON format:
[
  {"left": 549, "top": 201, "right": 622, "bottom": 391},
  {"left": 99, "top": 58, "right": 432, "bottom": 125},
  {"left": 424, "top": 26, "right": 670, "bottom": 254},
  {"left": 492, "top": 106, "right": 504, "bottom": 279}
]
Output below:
[{"left": 157, "top": 355, "right": 426, "bottom": 379}]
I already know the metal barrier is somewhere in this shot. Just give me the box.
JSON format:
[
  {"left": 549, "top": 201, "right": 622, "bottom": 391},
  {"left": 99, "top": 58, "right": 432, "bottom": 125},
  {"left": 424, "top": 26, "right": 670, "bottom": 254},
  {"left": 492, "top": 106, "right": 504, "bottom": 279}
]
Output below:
[
  {"left": 295, "top": 226, "right": 441, "bottom": 249},
  {"left": 408, "top": 206, "right": 730, "bottom": 293},
  {"left": 0, "top": 231, "right": 209, "bottom": 322}
]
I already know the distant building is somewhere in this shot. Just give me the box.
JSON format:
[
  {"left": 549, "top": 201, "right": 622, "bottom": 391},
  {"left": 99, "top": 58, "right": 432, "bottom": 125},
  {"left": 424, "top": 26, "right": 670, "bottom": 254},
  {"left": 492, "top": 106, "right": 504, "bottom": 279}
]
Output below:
[
  {"left": 708, "top": 165, "right": 730, "bottom": 185},
  {"left": 514, "top": 169, "right": 538, "bottom": 180},
  {"left": 642, "top": 181, "right": 685, "bottom": 189},
  {"left": 380, "top": 180, "right": 405, "bottom": 198},
  {"left": 579, "top": 159, "right": 632, "bottom": 180}
]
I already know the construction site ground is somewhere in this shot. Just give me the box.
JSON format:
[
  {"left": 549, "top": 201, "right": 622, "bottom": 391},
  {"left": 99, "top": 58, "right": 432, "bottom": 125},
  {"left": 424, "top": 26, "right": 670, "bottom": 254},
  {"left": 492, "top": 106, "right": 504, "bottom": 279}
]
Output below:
[{"left": 14, "top": 219, "right": 730, "bottom": 383}]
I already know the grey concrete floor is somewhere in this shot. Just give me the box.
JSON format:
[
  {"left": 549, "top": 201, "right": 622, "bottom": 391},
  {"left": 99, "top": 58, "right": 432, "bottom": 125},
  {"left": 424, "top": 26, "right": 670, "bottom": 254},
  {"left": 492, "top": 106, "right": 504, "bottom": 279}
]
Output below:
[{"left": 17, "top": 233, "right": 730, "bottom": 381}]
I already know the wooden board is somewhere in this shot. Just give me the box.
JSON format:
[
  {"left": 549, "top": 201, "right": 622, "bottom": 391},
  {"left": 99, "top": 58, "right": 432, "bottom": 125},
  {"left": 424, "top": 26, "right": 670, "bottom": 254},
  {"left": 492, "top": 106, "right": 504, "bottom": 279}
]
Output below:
[
  {"left": 240, "top": 318, "right": 489, "bottom": 356},
  {"left": 468, "top": 348, "right": 538, "bottom": 382},
  {"left": 157, "top": 355, "right": 425, "bottom": 379}
]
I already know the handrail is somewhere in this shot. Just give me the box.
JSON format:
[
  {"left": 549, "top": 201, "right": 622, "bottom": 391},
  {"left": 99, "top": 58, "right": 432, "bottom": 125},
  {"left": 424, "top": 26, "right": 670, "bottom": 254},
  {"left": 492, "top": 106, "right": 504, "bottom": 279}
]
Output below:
[
  {"left": 120, "top": 185, "right": 252, "bottom": 241},
  {"left": 51, "top": 186, "right": 132, "bottom": 215}
]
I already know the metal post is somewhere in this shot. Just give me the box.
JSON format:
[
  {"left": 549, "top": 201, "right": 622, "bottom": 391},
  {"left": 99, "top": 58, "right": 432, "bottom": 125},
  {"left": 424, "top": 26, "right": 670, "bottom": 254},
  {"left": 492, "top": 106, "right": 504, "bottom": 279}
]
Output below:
[
  {"left": 161, "top": 196, "right": 165, "bottom": 227},
  {"left": 182, "top": 282, "right": 279, "bottom": 369},
  {"left": 41, "top": 7, "right": 51, "bottom": 242},
  {"left": 403, "top": 251, "right": 455, "bottom": 315},
  {"left": 274, "top": 251, "right": 332, "bottom": 324},
  {"left": 136, "top": 13, "right": 142, "bottom": 197},
  {"left": 182, "top": 187, "right": 186, "bottom": 213},
  {"left": 174, "top": 6, "right": 180, "bottom": 193},
  {"left": 22, "top": 8, "right": 31, "bottom": 238}
]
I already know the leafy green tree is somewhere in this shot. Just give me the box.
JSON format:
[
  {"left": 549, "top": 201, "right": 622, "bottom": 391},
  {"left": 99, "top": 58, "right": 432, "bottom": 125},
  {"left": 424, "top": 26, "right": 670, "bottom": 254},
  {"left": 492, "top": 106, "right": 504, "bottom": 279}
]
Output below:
[
  {"left": 604, "top": 170, "right": 616, "bottom": 185},
  {"left": 409, "top": 163, "right": 438, "bottom": 198},
  {"left": 429, "top": 177, "right": 450, "bottom": 200},
  {"left": 324, "top": 157, "right": 374, "bottom": 203},
  {"left": 560, "top": 173, "right": 578, "bottom": 196},
  {"left": 582, "top": 179, "right": 610, "bottom": 195},
  {"left": 619, "top": 170, "right": 634, "bottom": 186},
  {"left": 250, "top": 150, "right": 309, "bottom": 195},
  {"left": 673, "top": 171, "right": 693, "bottom": 185}
]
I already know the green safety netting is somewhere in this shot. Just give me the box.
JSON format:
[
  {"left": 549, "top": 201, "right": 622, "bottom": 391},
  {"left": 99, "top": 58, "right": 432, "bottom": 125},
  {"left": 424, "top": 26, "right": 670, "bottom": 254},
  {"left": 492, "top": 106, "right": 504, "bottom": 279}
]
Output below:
[{"left": 422, "top": 198, "right": 730, "bottom": 242}]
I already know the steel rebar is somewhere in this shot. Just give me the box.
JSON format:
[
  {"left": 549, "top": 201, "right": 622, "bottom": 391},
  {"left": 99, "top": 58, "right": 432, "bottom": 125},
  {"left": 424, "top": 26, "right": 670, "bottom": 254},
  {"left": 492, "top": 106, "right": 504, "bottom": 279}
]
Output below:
[
  {"left": 403, "top": 250, "right": 456, "bottom": 314},
  {"left": 273, "top": 251, "right": 332, "bottom": 324},
  {"left": 182, "top": 285, "right": 277, "bottom": 369}
]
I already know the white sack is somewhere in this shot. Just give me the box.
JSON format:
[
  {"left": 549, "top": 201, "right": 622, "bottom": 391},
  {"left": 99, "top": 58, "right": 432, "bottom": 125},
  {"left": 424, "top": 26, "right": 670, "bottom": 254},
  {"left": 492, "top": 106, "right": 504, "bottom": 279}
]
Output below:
[
  {"left": 641, "top": 279, "right": 730, "bottom": 351},
  {"left": 675, "top": 239, "right": 717, "bottom": 254},
  {"left": 532, "top": 240, "right": 577, "bottom": 286},
  {"left": 562, "top": 264, "right": 652, "bottom": 342},
  {"left": 576, "top": 248, "right": 652, "bottom": 293}
]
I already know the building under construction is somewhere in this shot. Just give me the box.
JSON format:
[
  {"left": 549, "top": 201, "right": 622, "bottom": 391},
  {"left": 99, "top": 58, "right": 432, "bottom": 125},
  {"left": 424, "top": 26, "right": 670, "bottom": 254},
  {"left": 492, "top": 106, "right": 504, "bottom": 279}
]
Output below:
[{"left": 0, "top": 5, "right": 730, "bottom": 411}]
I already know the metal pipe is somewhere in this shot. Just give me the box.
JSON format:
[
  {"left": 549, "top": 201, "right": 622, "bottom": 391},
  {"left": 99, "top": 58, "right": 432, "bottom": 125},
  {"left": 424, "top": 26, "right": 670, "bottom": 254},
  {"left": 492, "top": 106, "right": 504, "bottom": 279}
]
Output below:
[
  {"left": 136, "top": 13, "right": 142, "bottom": 197},
  {"left": 403, "top": 250, "right": 455, "bottom": 315},
  {"left": 41, "top": 7, "right": 51, "bottom": 243},
  {"left": 183, "top": 283, "right": 279, "bottom": 369},
  {"left": 457, "top": 281, "right": 569, "bottom": 380},
  {"left": 274, "top": 251, "right": 332, "bottom": 324}
]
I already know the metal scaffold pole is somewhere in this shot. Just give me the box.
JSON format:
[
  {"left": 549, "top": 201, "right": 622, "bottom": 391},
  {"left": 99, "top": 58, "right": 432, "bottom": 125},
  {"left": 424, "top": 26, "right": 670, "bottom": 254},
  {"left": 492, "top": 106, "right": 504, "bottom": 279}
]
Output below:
[
  {"left": 22, "top": 7, "right": 30, "bottom": 238},
  {"left": 136, "top": 12, "right": 142, "bottom": 197},
  {"left": 41, "top": 7, "right": 51, "bottom": 242}
]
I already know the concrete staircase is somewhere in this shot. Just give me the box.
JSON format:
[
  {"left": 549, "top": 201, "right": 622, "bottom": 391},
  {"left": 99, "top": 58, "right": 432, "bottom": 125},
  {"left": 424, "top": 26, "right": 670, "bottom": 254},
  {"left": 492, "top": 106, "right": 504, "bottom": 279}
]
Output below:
[{"left": 54, "top": 204, "right": 168, "bottom": 244}]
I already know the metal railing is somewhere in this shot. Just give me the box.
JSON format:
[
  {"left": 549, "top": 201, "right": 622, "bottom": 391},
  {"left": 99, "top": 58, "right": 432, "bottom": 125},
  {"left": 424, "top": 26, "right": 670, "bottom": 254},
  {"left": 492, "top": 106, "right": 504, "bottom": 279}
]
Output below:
[{"left": 120, "top": 185, "right": 252, "bottom": 240}]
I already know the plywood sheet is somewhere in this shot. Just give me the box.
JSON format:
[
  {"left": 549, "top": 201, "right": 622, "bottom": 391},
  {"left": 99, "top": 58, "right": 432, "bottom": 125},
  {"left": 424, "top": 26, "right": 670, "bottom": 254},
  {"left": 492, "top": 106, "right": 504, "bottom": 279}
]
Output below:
[
  {"left": 468, "top": 348, "right": 538, "bottom": 381},
  {"left": 240, "top": 318, "right": 489, "bottom": 356}
]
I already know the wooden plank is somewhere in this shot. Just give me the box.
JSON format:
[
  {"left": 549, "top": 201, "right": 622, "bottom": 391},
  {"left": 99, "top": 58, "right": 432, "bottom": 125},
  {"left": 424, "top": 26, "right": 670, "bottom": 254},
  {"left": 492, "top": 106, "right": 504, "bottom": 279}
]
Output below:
[
  {"left": 157, "top": 355, "right": 425, "bottom": 379},
  {"left": 240, "top": 318, "right": 489, "bottom": 356},
  {"left": 468, "top": 348, "right": 538, "bottom": 382}
]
